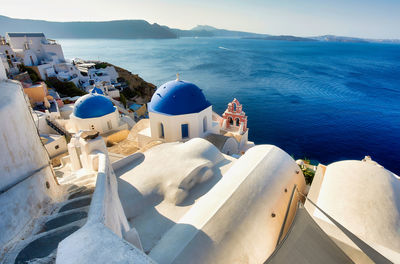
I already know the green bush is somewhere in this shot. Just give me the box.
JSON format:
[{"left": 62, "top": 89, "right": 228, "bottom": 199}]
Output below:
[
  {"left": 19, "top": 65, "right": 41, "bottom": 83},
  {"left": 121, "top": 87, "right": 137, "bottom": 99},
  {"left": 45, "top": 77, "right": 86, "bottom": 97},
  {"left": 120, "top": 93, "right": 127, "bottom": 108},
  {"left": 95, "top": 62, "right": 109, "bottom": 69},
  {"left": 302, "top": 167, "right": 315, "bottom": 185}
]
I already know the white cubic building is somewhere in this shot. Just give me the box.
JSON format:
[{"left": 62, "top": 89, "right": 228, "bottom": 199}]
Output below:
[
  {"left": 0, "top": 36, "right": 20, "bottom": 76},
  {"left": 6, "top": 33, "right": 65, "bottom": 66},
  {"left": 4, "top": 33, "right": 88, "bottom": 86}
]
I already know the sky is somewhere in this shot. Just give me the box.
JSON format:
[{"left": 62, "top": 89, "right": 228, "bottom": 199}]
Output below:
[{"left": 1, "top": 0, "right": 400, "bottom": 39}]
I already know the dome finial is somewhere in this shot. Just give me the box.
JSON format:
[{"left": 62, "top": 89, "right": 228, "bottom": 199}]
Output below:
[{"left": 176, "top": 73, "right": 180, "bottom": 81}]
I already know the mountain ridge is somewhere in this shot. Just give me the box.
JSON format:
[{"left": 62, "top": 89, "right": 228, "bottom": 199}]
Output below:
[
  {"left": 0, "top": 15, "right": 398, "bottom": 43},
  {"left": 0, "top": 15, "right": 176, "bottom": 39}
]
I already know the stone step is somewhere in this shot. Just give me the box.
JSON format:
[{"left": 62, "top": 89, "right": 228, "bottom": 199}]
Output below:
[
  {"left": 34, "top": 206, "right": 90, "bottom": 235},
  {"left": 68, "top": 188, "right": 94, "bottom": 200},
  {"left": 42, "top": 211, "right": 88, "bottom": 233},
  {"left": 14, "top": 225, "right": 80, "bottom": 264},
  {"left": 58, "top": 197, "right": 92, "bottom": 213}
]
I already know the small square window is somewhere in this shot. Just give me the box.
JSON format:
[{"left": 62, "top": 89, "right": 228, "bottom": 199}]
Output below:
[{"left": 55, "top": 145, "right": 59, "bottom": 149}]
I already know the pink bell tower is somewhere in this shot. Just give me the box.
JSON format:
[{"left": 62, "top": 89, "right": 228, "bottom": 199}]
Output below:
[{"left": 220, "top": 98, "right": 247, "bottom": 134}]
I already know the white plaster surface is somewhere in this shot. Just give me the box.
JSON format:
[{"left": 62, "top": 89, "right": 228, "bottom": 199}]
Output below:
[
  {"left": 149, "top": 144, "right": 306, "bottom": 264},
  {"left": 0, "top": 80, "right": 52, "bottom": 189},
  {"left": 118, "top": 138, "right": 228, "bottom": 213},
  {"left": 116, "top": 138, "right": 235, "bottom": 252},
  {"left": 42, "top": 134, "right": 67, "bottom": 158},
  {"left": 148, "top": 106, "right": 218, "bottom": 142},
  {"left": 57, "top": 141, "right": 153, "bottom": 263},
  {"left": 0, "top": 80, "right": 62, "bottom": 252},
  {"left": 0, "top": 58, "right": 6, "bottom": 79},
  {"left": 221, "top": 136, "right": 239, "bottom": 155},
  {"left": 69, "top": 108, "right": 127, "bottom": 135},
  {"left": 306, "top": 160, "right": 400, "bottom": 262},
  {"left": 57, "top": 138, "right": 305, "bottom": 263}
]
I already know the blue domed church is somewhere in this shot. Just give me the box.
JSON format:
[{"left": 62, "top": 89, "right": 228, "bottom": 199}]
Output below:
[
  {"left": 69, "top": 91, "right": 129, "bottom": 134},
  {"left": 135, "top": 77, "right": 254, "bottom": 154},
  {"left": 142, "top": 78, "right": 220, "bottom": 145}
]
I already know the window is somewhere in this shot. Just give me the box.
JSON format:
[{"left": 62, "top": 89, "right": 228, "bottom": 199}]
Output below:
[
  {"left": 181, "top": 124, "right": 189, "bottom": 139},
  {"left": 233, "top": 103, "right": 237, "bottom": 112},
  {"left": 55, "top": 145, "right": 59, "bottom": 150},
  {"left": 203, "top": 116, "right": 207, "bottom": 132},
  {"left": 160, "top": 123, "right": 164, "bottom": 138},
  {"left": 91, "top": 125, "right": 95, "bottom": 130},
  {"left": 236, "top": 118, "right": 240, "bottom": 126},
  {"left": 229, "top": 117, "right": 233, "bottom": 125}
]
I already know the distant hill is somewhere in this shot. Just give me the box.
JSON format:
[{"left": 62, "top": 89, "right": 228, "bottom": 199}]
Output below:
[
  {"left": 0, "top": 15, "right": 398, "bottom": 43},
  {"left": 170, "top": 28, "right": 214, "bottom": 38},
  {"left": 311, "top": 35, "right": 400, "bottom": 43},
  {"left": 311, "top": 35, "right": 368, "bottom": 43},
  {"left": 0, "top": 15, "right": 177, "bottom": 39},
  {"left": 245, "top": 35, "right": 316, "bottom": 42},
  {"left": 172, "top": 25, "right": 270, "bottom": 38}
]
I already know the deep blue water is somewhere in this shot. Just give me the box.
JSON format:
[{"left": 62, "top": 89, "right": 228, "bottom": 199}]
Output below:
[{"left": 58, "top": 38, "right": 400, "bottom": 174}]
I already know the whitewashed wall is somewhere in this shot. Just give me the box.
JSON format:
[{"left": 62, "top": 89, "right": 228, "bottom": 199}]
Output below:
[
  {"left": 221, "top": 137, "right": 239, "bottom": 155},
  {"left": 0, "top": 80, "right": 62, "bottom": 249},
  {"left": 0, "top": 59, "right": 6, "bottom": 79},
  {"left": 69, "top": 109, "right": 124, "bottom": 134},
  {"left": 149, "top": 145, "right": 306, "bottom": 264},
  {"left": 19, "top": 49, "right": 39, "bottom": 66},
  {"left": 57, "top": 148, "right": 154, "bottom": 263},
  {"left": 42, "top": 43, "right": 65, "bottom": 62},
  {"left": 149, "top": 106, "right": 218, "bottom": 142},
  {"left": 0, "top": 80, "right": 51, "bottom": 189},
  {"left": 8, "top": 36, "right": 44, "bottom": 53},
  {"left": 44, "top": 135, "right": 67, "bottom": 158}
]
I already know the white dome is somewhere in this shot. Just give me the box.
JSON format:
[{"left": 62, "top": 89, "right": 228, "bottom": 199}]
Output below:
[{"left": 315, "top": 160, "right": 400, "bottom": 253}]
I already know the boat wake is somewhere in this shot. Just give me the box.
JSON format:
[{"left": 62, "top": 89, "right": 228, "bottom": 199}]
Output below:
[{"left": 218, "top": 46, "right": 233, "bottom": 51}]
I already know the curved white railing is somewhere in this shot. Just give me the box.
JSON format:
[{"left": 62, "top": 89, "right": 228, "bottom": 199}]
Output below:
[{"left": 57, "top": 152, "right": 154, "bottom": 264}]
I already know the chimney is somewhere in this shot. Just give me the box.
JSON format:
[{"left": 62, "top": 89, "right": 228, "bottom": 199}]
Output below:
[{"left": 0, "top": 60, "right": 7, "bottom": 80}]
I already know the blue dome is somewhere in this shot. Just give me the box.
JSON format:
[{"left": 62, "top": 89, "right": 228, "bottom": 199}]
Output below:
[
  {"left": 148, "top": 80, "right": 211, "bottom": 115},
  {"left": 91, "top": 87, "right": 104, "bottom": 95},
  {"left": 73, "top": 94, "right": 116, "bottom": 119}
]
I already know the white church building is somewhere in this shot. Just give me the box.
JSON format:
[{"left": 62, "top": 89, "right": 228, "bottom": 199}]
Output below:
[
  {"left": 148, "top": 78, "right": 219, "bottom": 142},
  {"left": 67, "top": 90, "right": 130, "bottom": 134},
  {"left": 136, "top": 77, "right": 254, "bottom": 154}
]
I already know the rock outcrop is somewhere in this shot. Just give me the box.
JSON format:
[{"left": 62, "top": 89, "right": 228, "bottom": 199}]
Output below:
[
  {"left": 91, "top": 61, "right": 156, "bottom": 103},
  {"left": 112, "top": 64, "right": 156, "bottom": 103}
]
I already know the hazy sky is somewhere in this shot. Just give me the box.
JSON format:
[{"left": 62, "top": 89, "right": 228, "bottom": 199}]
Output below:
[{"left": 2, "top": 0, "right": 400, "bottom": 38}]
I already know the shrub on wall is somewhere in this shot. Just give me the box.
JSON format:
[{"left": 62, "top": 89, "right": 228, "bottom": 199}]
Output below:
[
  {"left": 19, "top": 65, "right": 41, "bottom": 83},
  {"left": 120, "top": 93, "right": 127, "bottom": 108},
  {"left": 45, "top": 77, "right": 86, "bottom": 97}
]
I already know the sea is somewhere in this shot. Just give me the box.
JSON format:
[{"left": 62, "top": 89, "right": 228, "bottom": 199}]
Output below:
[{"left": 58, "top": 38, "right": 400, "bottom": 174}]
